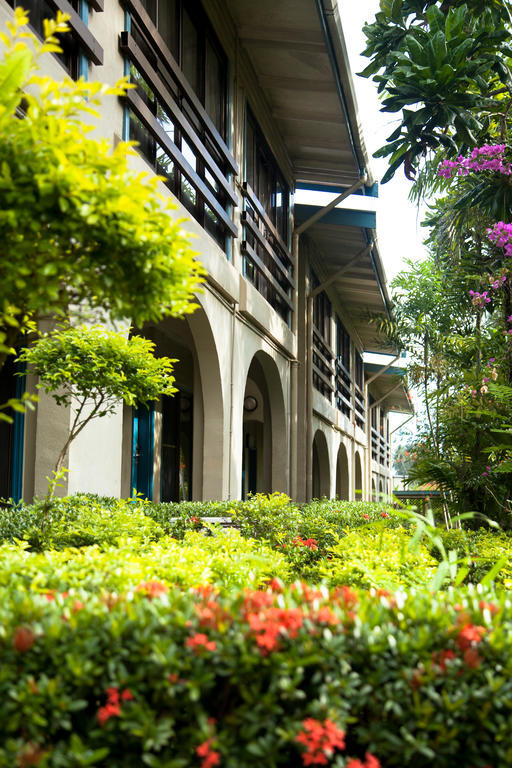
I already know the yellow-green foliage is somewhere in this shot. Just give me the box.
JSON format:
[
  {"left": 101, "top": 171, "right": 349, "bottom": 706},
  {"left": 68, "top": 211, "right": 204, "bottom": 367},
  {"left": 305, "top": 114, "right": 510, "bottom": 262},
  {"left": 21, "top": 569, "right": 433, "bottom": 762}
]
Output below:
[
  {"left": 322, "top": 524, "right": 437, "bottom": 590},
  {"left": 0, "top": 527, "right": 289, "bottom": 595}
]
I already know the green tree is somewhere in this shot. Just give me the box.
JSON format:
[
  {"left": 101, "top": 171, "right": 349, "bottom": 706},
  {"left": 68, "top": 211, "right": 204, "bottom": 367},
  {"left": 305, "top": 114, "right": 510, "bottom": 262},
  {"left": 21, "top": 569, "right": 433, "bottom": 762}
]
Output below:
[
  {"left": 0, "top": 8, "right": 203, "bottom": 370},
  {"left": 361, "top": 1, "right": 512, "bottom": 182},
  {"left": 18, "top": 325, "right": 176, "bottom": 504}
]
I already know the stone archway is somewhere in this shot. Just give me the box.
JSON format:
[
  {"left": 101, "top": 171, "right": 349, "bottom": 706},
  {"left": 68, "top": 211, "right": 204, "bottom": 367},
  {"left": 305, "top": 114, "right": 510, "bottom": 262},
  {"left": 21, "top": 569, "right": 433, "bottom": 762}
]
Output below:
[
  {"left": 242, "top": 350, "right": 287, "bottom": 497},
  {"left": 354, "top": 451, "right": 362, "bottom": 500},
  {"left": 336, "top": 443, "right": 349, "bottom": 500},
  {"left": 371, "top": 479, "right": 376, "bottom": 502},
  {"left": 378, "top": 478, "right": 384, "bottom": 501},
  {"left": 312, "top": 429, "right": 330, "bottom": 499},
  {"left": 131, "top": 300, "right": 225, "bottom": 502}
]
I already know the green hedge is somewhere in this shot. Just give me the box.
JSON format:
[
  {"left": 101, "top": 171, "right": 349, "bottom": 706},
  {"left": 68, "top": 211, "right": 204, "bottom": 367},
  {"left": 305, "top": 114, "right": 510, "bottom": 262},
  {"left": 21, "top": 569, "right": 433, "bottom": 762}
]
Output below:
[{"left": 1, "top": 579, "right": 510, "bottom": 767}]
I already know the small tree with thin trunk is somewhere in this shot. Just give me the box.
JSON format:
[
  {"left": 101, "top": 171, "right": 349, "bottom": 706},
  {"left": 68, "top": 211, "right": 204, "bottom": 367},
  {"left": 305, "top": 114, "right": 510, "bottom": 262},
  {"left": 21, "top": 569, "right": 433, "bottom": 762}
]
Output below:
[{"left": 18, "top": 325, "right": 176, "bottom": 509}]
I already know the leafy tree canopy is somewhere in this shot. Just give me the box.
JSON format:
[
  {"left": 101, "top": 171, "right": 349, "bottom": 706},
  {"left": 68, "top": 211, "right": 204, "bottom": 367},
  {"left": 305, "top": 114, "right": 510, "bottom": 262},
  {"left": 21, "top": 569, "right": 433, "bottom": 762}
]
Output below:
[
  {"left": 361, "top": 0, "right": 512, "bottom": 182},
  {"left": 0, "top": 8, "right": 204, "bottom": 366}
]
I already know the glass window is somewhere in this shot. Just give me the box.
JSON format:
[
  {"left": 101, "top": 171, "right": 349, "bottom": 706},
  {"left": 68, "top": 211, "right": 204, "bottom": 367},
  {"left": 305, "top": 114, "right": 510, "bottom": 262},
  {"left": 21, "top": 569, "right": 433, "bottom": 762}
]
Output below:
[{"left": 182, "top": 10, "right": 199, "bottom": 95}]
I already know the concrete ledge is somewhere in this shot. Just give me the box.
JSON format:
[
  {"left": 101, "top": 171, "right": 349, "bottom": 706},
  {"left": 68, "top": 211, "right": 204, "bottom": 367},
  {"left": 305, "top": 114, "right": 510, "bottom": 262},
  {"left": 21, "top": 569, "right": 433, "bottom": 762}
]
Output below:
[{"left": 239, "top": 275, "right": 295, "bottom": 356}]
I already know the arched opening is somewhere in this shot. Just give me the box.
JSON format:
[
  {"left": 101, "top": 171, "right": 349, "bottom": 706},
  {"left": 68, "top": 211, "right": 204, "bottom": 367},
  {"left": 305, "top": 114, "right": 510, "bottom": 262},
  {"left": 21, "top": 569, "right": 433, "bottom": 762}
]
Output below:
[
  {"left": 354, "top": 451, "right": 363, "bottom": 500},
  {"left": 312, "top": 429, "right": 330, "bottom": 499},
  {"left": 131, "top": 303, "right": 224, "bottom": 501},
  {"left": 371, "top": 479, "right": 376, "bottom": 502},
  {"left": 378, "top": 478, "right": 384, "bottom": 501},
  {"left": 242, "top": 351, "right": 286, "bottom": 498},
  {"left": 336, "top": 443, "right": 349, "bottom": 500}
]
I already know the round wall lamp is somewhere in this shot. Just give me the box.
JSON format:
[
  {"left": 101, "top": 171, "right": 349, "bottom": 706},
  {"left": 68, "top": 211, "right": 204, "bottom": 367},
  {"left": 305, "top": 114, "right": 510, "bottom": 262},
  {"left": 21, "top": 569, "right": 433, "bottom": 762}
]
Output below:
[{"left": 243, "top": 395, "right": 258, "bottom": 412}]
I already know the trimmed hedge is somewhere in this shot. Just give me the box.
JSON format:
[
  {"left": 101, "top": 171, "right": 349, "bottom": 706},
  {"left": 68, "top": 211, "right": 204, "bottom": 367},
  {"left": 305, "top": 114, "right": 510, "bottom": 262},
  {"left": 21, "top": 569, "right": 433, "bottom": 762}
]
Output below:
[{"left": 1, "top": 579, "right": 511, "bottom": 767}]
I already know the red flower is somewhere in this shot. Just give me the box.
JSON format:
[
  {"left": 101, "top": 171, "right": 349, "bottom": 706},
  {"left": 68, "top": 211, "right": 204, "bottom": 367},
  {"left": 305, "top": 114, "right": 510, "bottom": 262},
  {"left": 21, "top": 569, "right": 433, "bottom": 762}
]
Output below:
[
  {"left": 135, "top": 581, "right": 169, "bottom": 599},
  {"left": 362, "top": 513, "right": 370, "bottom": 520},
  {"left": 346, "top": 755, "right": 381, "bottom": 768},
  {"left": 456, "top": 623, "right": 486, "bottom": 651},
  {"left": 73, "top": 600, "right": 85, "bottom": 613},
  {"left": 168, "top": 673, "right": 179, "bottom": 683},
  {"left": 97, "top": 702, "right": 121, "bottom": 725},
  {"left": 314, "top": 607, "right": 340, "bottom": 626},
  {"left": 303, "top": 538, "right": 319, "bottom": 550},
  {"left": 433, "top": 649, "right": 456, "bottom": 673},
  {"left": 186, "top": 633, "right": 217, "bottom": 652},
  {"left": 13, "top": 627, "right": 36, "bottom": 653},
  {"left": 196, "top": 739, "right": 220, "bottom": 768},
  {"left": 121, "top": 689, "right": 134, "bottom": 701},
  {"left": 463, "top": 647, "right": 482, "bottom": 669},
  {"left": 247, "top": 606, "right": 304, "bottom": 654},
  {"left": 190, "top": 516, "right": 201, "bottom": 524},
  {"left": 479, "top": 600, "right": 499, "bottom": 615},
  {"left": 380, "top": 512, "right": 389, "bottom": 518},
  {"left": 296, "top": 718, "right": 345, "bottom": 766}
]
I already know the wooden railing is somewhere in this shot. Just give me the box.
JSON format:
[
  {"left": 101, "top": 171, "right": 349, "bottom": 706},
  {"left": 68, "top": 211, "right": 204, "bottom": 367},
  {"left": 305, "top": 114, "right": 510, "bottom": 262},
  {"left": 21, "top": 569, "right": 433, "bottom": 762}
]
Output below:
[
  {"left": 354, "top": 384, "right": 365, "bottom": 430},
  {"left": 312, "top": 327, "right": 335, "bottom": 402},
  {"left": 119, "top": 0, "right": 238, "bottom": 239},
  {"left": 241, "top": 183, "right": 294, "bottom": 323},
  {"left": 335, "top": 357, "right": 351, "bottom": 418},
  {"left": 371, "top": 427, "right": 390, "bottom": 467}
]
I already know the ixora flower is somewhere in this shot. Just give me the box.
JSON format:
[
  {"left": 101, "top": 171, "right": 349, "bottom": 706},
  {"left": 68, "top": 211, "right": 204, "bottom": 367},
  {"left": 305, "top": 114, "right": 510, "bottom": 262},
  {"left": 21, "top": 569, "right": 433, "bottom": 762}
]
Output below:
[
  {"left": 196, "top": 738, "right": 220, "bottom": 768},
  {"left": 135, "top": 581, "right": 169, "bottom": 598},
  {"left": 186, "top": 633, "right": 217, "bottom": 652},
  {"left": 13, "top": 626, "right": 36, "bottom": 653},
  {"left": 97, "top": 687, "right": 133, "bottom": 726},
  {"left": 295, "top": 718, "right": 346, "bottom": 766},
  {"left": 346, "top": 754, "right": 382, "bottom": 768}
]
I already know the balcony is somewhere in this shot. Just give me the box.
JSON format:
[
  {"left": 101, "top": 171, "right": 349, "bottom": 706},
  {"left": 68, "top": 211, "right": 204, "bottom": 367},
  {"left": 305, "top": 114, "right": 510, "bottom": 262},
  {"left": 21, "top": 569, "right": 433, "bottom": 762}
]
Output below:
[
  {"left": 241, "top": 183, "right": 294, "bottom": 324},
  {"left": 119, "top": 0, "right": 238, "bottom": 245},
  {"left": 335, "top": 357, "right": 351, "bottom": 418},
  {"left": 354, "top": 385, "right": 365, "bottom": 430},
  {"left": 312, "top": 327, "right": 334, "bottom": 403},
  {"left": 371, "top": 427, "right": 389, "bottom": 468}
]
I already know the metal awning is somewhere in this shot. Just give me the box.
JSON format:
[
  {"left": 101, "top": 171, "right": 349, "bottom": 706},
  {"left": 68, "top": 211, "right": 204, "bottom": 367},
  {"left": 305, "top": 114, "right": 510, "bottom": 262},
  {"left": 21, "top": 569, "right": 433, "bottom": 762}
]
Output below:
[
  {"left": 365, "top": 363, "right": 413, "bottom": 414},
  {"left": 224, "top": 0, "right": 371, "bottom": 186},
  {"left": 294, "top": 202, "right": 395, "bottom": 354}
]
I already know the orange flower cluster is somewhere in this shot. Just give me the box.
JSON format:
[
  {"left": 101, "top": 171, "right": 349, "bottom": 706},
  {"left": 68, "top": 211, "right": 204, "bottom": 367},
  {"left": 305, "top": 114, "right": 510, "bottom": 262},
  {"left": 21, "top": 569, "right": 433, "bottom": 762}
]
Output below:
[
  {"left": 292, "top": 537, "right": 319, "bottom": 550},
  {"left": 135, "top": 581, "right": 169, "bottom": 599},
  {"left": 196, "top": 738, "right": 220, "bottom": 768},
  {"left": 295, "top": 718, "right": 346, "bottom": 766},
  {"left": 186, "top": 633, "right": 217, "bottom": 652},
  {"left": 97, "top": 687, "right": 133, "bottom": 726}
]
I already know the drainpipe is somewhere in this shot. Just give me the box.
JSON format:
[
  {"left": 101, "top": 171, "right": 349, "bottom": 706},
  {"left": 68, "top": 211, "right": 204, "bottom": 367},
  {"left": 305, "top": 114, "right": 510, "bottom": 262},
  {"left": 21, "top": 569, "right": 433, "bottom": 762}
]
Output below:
[
  {"left": 291, "top": 175, "right": 369, "bottom": 500},
  {"left": 228, "top": 300, "right": 239, "bottom": 499}
]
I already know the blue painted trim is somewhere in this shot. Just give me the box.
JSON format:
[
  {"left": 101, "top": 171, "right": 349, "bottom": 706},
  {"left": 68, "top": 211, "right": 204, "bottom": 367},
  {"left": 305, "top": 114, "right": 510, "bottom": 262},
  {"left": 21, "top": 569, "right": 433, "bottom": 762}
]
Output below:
[
  {"left": 296, "top": 181, "right": 379, "bottom": 198},
  {"left": 11, "top": 361, "right": 26, "bottom": 503},
  {"left": 78, "top": 1, "right": 89, "bottom": 80},
  {"left": 131, "top": 403, "right": 154, "bottom": 500},
  {"left": 294, "top": 203, "right": 376, "bottom": 230},
  {"left": 122, "top": 11, "right": 132, "bottom": 141}
]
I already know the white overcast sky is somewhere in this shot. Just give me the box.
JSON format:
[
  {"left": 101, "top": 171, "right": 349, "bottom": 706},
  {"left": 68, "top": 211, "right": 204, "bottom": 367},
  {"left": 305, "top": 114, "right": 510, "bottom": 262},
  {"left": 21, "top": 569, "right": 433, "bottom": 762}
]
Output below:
[{"left": 298, "top": 2, "right": 429, "bottom": 286}]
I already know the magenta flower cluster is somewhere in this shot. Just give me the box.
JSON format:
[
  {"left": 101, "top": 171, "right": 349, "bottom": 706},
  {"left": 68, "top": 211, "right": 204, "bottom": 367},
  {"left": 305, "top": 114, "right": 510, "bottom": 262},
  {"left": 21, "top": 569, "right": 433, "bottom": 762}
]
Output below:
[
  {"left": 469, "top": 273, "right": 507, "bottom": 309},
  {"left": 438, "top": 145, "right": 512, "bottom": 178},
  {"left": 487, "top": 221, "right": 512, "bottom": 256}
]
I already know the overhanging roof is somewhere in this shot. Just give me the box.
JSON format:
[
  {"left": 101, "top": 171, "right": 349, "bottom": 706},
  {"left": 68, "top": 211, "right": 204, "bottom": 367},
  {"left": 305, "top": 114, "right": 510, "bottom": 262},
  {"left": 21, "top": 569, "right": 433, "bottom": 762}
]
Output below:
[
  {"left": 225, "top": 0, "right": 371, "bottom": 186},
  {"left": 365, "top": 363, "right": 413, "bottom": 414},
  {"left": 295, "top": 202, "right": 395, "bottom": 354}
]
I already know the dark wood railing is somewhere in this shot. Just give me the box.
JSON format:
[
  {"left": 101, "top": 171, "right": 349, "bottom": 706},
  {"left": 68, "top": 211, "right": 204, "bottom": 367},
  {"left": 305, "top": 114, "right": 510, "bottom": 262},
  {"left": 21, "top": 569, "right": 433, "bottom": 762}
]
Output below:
[
  {"left": 354, "top": 384, "right": 365, "bottom": 430},
  {"left": 312, "top": 327, "right": 335, "bottom": 402},
  {"left": 335, "top": 357, "right": 351, "bottom": 418},
  {"left": 119, "top": 0, "right": 238, "bottom": 239},
  {"left": 371, "top": 427, "right": 390, "bottom": 467},
  {"left": 241, "top": 183, "right": 294, "bottom": 323}
]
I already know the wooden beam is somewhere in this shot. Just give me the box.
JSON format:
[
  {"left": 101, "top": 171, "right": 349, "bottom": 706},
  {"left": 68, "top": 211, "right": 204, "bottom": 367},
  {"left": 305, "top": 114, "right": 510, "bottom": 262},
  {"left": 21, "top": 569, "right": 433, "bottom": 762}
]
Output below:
[{"left": 46, "top": 0, "right": 103, "bottom": 64}]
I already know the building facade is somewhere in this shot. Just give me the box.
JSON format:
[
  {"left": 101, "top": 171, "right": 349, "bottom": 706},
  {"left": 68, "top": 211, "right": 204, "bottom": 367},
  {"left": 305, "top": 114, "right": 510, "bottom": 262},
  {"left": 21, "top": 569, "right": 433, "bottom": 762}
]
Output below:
[{"left": 0, "top": 0, "right": 412, "bottom": 503}]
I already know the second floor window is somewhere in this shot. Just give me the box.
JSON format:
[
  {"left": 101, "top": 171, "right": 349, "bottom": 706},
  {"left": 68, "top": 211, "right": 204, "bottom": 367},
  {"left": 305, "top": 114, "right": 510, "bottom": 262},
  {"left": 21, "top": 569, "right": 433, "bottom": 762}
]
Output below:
[
  {"left": 246, "top": 109, "right": 289, "bottom": 244},
  {"left": 336, "top": 317, "right": 351, "bottom": 373},
  {"left": 137, "top": 0, "right": 226, "bottom": 138},
  {"left": 8, "top": 0, "right": 82, "bottom": 78}
]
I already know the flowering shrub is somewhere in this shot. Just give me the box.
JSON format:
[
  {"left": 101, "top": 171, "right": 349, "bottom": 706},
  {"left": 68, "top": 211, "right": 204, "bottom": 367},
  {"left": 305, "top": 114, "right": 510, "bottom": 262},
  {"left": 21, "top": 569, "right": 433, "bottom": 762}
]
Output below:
[
  {"left": 1, "top": 579, "right": 511, "bottom": 766},
  {"left": 438, "top": 144, "right": 512, "bottom": 178}
]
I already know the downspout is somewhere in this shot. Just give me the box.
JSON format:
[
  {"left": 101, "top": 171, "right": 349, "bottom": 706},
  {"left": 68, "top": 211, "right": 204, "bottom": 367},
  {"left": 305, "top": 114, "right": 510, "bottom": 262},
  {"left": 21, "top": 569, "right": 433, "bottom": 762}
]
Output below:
[
  {"left": 292, "top": 177, "right": 369, "bottom": 500},
  {"left": 228, "top": 300, "right": 239, "bottom": 498}
]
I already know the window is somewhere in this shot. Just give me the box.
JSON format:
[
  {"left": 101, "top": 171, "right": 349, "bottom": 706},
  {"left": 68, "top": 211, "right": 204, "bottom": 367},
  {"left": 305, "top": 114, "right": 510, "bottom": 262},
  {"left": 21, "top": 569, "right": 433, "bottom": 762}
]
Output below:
[
  {"left": 6, "top": 0, "right": 103, "bottom": 78},
  {"left": 126, "top": 0, "right": 234, "bottom": 249},
  {"left": 336, "top": 317, "right": 350, "bottom": 374},
  {"left": 312, "top": 273, "right": 332, "bottom": 346},
  {"left": 246, "top": 108, "right": 289, "bottom": 243}
]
